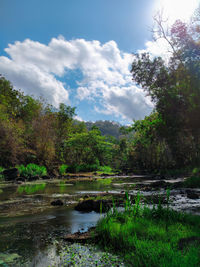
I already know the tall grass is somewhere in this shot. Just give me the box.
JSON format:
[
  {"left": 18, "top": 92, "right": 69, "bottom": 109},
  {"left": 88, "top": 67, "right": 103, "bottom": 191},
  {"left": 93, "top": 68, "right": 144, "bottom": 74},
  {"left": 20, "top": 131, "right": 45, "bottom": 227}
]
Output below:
[
  {"left": 96, "top": 192, "right": 200, "bottom": 267},
  {"left": 17, "top": 163, "right": 47, "bottom": 179}
]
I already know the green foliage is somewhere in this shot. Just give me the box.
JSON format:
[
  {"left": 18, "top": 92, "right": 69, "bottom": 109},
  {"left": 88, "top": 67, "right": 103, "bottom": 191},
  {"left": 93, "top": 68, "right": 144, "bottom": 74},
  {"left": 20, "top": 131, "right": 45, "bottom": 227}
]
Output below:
[
  {"left": 96, "top": 193, "right": 200, "bottom": 267},
  {"left": 17, "top": 163, "right": 47, "bottom": 179},
  {"left": 130, "top": 12, "right": 200, "bottom": 170},
  {"left": 192, "top": 167, "right": 200, "bottom": 176},
  {"left": 64, "top": 130, "right": 113, "bottom": 167},
  {"left": 67, "top": 163, "right": 100, "bottom": 173},
  {"left": 0, "top": 167, "right": 4, "bottom": 181},
  {"left": 97, "top": 166, "right": 112, "bottom": 173},
  {"left": 59, "top": 164, "right": 69, "bottom": 175}
]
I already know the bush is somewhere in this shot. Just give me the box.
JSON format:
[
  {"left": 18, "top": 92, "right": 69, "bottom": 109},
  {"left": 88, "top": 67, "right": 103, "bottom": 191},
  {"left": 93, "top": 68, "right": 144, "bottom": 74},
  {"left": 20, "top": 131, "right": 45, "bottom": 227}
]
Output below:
[
  {"left": 59, "top": 164, "right": 69, "bottom": 176},
  {"left": 67, "top": 163, "right": 100, "bottom": 173},
  {"left": 17, "top": 163, "right": 47, "bottom": 179},
  {"left": 0, "top": 167, "right": 4, "bottom": 181},
  {"left": 192, "top": 167, "right": 200, "bottom": 176},
  {"left": 98, "top": 166, "right": 112, "bottom": 173}
]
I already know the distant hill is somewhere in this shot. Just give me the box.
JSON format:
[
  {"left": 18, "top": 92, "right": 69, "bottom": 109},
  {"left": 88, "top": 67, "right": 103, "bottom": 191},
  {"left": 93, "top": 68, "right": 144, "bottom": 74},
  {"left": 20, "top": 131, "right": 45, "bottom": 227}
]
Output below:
[{"left": 85, "top": 120, "right": 122, "bottom": 139}]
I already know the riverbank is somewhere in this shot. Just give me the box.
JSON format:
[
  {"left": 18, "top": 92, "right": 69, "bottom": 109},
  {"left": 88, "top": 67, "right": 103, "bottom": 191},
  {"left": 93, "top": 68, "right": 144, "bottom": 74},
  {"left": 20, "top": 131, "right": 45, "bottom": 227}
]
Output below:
[{"left": 95, "top": 201, "right": 200, "bottom": 266}]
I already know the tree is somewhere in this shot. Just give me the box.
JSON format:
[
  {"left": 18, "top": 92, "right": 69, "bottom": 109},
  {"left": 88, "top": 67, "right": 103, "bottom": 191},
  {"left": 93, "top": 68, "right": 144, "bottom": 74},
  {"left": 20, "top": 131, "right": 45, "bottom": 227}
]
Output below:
[{"left": 131, "top": 9, "right": 200, "bottom": 168}]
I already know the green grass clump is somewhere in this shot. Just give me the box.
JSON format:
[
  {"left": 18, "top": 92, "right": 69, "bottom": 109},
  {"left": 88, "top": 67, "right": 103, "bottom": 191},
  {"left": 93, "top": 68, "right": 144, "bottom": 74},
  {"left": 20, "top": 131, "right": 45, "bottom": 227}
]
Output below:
[
  {"left": 17, "top": 163, "right": 47, "bottom": 179},
  {"left": 184, "top": 176, "right": 200, "bottom": 188},
  {"left": 0, "top": 167, "right": 4, "bottom": 181},
  {"left": 59, "top": 164, "right": 69, "bottom": 175},
  {"left": 96, "top": 193, "right": 200, "bottom": 267}
]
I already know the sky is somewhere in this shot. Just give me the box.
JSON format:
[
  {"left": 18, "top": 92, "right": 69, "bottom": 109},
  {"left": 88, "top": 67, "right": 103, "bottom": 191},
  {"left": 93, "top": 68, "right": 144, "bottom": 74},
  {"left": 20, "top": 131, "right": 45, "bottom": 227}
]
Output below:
[{"left": 0, "top": 0, "right": 199, "bottom": 124}]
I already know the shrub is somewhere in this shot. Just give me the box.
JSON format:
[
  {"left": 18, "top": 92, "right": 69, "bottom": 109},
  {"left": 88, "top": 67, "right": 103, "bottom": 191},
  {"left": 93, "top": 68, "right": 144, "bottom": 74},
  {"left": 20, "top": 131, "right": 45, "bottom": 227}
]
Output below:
[
  {"left": 98, "top": 166, "right": 112, "bottom": 173},
  {"left": 0, "top": 166, "right": 4, "bottom": 181},
  {"left": 59, "top": 164, "right": 69, "bottom": 175},
  {"left": 17, "top": 163, "right": 47, "bottom": 179},
  {"left": 67, "top": 163, "right": 99, "bottom": 173},
  {"left": 192, "top": 167, "right": 200, "bottom": 176}
]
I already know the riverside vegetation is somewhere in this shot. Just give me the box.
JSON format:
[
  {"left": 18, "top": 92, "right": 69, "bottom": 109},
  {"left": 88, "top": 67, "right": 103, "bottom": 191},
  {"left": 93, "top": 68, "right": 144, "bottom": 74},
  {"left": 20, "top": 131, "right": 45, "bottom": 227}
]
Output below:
[{"left": 96, "top": 192, "right": 200, "bottom": 267}]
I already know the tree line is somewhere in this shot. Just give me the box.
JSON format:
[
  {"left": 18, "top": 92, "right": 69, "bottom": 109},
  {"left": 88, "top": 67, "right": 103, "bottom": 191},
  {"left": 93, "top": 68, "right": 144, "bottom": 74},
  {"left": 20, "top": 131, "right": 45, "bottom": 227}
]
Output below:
[{"left": 0, "top": 10, "right": 199, "bottom": 174}]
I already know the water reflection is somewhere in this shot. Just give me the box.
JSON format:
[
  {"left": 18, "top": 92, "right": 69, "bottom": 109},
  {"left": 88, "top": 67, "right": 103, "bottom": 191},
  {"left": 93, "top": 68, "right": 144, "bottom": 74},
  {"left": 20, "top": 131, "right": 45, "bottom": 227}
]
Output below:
[
  {"left": 17, "top": 183, "right": 46, "bottom": 194},
  {"left": 0, "top": 206, "right": 103, "bottom": 266}
]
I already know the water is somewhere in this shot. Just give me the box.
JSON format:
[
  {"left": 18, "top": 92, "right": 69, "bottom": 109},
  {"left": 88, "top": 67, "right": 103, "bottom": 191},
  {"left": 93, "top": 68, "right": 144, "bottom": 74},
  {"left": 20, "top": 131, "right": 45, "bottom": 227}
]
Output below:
[{"left": 0, "top": 176, "right": 199, "bottom": 266}]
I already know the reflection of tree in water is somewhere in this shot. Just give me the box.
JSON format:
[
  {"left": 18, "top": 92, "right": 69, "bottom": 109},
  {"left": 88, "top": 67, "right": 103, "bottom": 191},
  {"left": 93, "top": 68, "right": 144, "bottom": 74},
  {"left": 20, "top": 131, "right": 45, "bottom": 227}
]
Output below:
[{"left": 17, "top": 183, "right": 46, "bottom": 194}]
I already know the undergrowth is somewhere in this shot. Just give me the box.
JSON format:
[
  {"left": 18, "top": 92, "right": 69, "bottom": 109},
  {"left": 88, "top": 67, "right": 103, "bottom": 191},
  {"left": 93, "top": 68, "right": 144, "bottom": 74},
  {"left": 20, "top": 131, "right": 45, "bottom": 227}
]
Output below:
[{"left": 96, "top": 192, "right": 200, "bottom": 267}]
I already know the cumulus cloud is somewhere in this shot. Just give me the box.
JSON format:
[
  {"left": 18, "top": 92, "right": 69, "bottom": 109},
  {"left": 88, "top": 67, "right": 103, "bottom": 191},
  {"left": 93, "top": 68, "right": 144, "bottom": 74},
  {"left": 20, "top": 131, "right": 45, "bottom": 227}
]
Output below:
[{"left": 0, "top": 37, "right": 153, "bottom": 120}]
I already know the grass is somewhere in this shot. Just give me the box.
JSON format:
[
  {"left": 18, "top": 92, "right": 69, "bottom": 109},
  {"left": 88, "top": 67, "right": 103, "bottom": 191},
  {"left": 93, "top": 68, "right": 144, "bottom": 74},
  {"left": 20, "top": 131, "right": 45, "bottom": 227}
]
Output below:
[
  {"left": 17, "top": 163, "right": 47, "bottom": 179},
  {"left": 96, "top": 193, "right": 200, "bottom": 267}
]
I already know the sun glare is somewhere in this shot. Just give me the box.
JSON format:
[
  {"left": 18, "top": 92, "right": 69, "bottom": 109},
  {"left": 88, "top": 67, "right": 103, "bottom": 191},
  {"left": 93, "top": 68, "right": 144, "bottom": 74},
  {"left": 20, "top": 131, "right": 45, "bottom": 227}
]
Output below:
[{"left": 156, "top": 0, "right": 199, "bottom": 24}]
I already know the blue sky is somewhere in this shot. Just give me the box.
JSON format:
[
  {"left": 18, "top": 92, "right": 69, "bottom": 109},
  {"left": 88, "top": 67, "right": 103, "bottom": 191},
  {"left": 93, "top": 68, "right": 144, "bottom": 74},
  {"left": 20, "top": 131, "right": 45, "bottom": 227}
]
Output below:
[{"left": 0, "top": 0, "right": 199, "bottom": 124}]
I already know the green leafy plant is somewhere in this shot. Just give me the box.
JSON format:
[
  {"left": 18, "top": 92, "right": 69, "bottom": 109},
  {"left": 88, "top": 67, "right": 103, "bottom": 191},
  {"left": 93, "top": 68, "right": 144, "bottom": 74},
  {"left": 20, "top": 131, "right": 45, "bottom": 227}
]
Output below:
[
  {"left": 59, "top": 164, "right": 68, "bottom": 175},
  {"left": 98, "top": 166, "right": 112, "bottom": 173},
  {"left": 17, "top": 163, "right": 47, "bottom": 179}
]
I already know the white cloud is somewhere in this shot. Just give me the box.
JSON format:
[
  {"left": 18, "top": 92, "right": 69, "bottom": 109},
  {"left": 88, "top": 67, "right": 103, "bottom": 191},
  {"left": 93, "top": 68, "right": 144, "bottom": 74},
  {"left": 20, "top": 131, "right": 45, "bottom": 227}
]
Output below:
[
  {"left": 138, "top": 38, "right": 172, "bottom": 62},
  {"left": 0, "top": 37, "right": 153, "bottom": 120}
]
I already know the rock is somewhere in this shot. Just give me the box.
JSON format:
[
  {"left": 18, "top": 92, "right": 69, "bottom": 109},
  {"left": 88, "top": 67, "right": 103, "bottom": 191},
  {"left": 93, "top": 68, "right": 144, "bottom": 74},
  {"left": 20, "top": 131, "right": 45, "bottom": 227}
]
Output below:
[
  {"left": 75, "top": 199, "right": 111, "bottom": 212},
  {"left": 3, "top": 168, "right": 19, "bottom": 181},
  {"left": 151, "top": 181, "right": 167, "bottom": 188},
  {"left": 28, "top": 175, "right": 39, "bottom": 181},
  {"left": 41, "top": 175, "right": 50, "bottom": 180},
  {"left": 64, "top": 227, "right": 96, "bottom": 242},
  {"left": 186, "top": 190, "right": 199, "bottom": 199},
  {"left": 15, "top": 177, "right": 26, "bottom": 183},
  {"left": 51, "top": 199, "right": 64, "bottom": 206}
]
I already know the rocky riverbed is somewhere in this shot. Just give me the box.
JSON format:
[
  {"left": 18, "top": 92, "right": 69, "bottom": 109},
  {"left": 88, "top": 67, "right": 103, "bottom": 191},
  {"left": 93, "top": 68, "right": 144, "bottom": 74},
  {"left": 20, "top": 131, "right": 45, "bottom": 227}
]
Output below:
[{"left": 0, "top": 174, "right": 199, "bottom": 266}]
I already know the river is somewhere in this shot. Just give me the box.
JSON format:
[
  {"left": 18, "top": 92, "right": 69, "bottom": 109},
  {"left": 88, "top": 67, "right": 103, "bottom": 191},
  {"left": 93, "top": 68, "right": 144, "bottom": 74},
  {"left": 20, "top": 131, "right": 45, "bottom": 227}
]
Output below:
[{"left": 0, "top": 175, "right": 199, "bottom": 266}]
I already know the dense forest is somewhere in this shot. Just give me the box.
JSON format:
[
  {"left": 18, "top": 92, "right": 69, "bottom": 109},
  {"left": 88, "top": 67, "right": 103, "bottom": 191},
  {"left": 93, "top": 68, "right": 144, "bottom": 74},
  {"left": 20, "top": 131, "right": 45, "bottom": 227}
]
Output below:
[{"left": 0, "top": 14, "right": 200, "bottom": 176}]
